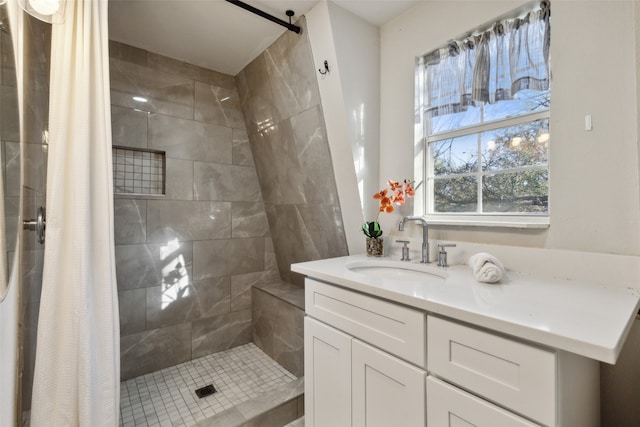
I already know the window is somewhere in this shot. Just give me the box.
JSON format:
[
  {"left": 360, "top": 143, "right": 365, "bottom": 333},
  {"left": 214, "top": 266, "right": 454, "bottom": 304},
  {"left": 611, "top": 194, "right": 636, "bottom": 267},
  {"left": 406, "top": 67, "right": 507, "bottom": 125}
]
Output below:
[{"left": 415, "top": 2, "right": 551, "bottom": 226}]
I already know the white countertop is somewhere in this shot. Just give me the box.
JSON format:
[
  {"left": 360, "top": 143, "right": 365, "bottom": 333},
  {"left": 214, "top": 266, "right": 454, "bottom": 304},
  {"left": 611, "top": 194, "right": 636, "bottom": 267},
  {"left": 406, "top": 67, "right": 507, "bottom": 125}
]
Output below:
[{"left": 292, "top": 255, "right": 640, "bottom": 364}]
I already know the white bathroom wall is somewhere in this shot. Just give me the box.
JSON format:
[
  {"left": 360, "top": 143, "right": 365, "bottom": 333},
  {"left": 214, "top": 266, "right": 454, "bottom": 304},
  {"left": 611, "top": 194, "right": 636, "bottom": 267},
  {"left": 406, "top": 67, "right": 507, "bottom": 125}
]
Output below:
[
  {"left": 599, "top": 4, "right": 640, "bottom": 424},
  {"left": 378, "top": 0, "right": 640, "bottom": 257},
  {"left": 306, "top": 0, "right": 381, "bottom": 254},
  {"left": 326, "top": 2, "right": 380, "bottom": 222}
]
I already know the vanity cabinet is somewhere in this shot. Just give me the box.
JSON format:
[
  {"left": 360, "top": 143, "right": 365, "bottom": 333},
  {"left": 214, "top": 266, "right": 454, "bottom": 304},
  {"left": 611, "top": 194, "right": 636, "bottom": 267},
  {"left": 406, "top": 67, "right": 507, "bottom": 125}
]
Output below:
[
  {"left": 305, "top": 277, "right": 601, "bottom": 427},
  {"left": 305, "top": 278, "right": 426, "bottom": 427},
  {"left": 305, "top": 317, "right": 426, "bottom": 427}
]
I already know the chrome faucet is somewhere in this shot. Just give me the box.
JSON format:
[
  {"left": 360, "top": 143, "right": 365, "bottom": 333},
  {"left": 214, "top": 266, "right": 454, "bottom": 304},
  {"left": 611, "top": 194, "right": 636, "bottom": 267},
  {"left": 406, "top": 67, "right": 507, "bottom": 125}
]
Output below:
[{"left": 398, "top": 216, "right": 430, "bottom": 263}]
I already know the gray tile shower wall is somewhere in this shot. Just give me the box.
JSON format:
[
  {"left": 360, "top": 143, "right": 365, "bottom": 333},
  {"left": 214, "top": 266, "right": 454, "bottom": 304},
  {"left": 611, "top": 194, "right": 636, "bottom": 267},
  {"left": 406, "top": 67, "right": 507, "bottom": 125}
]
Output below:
[
  {"left": 1, "top": 15, "right": 19, "bottom": 267},
  {"left": 110, "top": 41, "right": 279, "bottom": 380},
  {"left": 19, "top": 15, "right": 52, "bottom": 412},
  {"left": 236, "top": 17, "right": 349, "bottom": 286}
]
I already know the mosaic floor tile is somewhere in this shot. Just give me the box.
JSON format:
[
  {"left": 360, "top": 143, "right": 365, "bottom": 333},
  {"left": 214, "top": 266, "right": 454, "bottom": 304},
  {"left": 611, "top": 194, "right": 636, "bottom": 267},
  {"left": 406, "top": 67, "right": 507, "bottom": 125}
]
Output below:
[{"left": 119, "top": 343, "right": 297, "bottom": 426}]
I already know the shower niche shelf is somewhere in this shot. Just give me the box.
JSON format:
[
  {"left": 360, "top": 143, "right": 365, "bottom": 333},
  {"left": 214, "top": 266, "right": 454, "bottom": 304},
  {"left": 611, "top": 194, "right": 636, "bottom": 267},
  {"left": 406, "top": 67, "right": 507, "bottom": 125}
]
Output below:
[{"left": 113, "top": 146, "right": 166, "bottom": 196}]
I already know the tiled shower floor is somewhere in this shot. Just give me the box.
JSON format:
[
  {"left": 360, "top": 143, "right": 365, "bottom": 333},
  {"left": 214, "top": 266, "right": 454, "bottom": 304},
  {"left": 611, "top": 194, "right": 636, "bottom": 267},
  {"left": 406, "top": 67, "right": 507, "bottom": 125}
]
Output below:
[{"left": 120, "top": 343, "right": 297, "bottom": 427}]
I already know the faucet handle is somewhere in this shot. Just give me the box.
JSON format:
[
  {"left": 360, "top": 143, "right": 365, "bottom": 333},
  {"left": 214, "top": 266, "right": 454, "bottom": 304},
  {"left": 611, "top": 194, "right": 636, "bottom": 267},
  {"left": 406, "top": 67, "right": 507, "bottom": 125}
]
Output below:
[
  {"left": 396, "top": 240, "right": 411, "bottom": 261},
  {"left": 437, "top": 243, "right": 456, "bottom": 267},
  {"left": 438, "top": 243, "right": 456, "bottom": 251}
]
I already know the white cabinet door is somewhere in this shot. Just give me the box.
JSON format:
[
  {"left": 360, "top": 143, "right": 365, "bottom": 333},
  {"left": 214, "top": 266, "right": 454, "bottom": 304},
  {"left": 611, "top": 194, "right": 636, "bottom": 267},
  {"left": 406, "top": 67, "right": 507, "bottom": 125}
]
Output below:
[
  {"left": 352, "top": 339, "right": 426, "bottom": 427},
  {"left": 427, "top": 376, "right": 539, "bottom": 427},
  {"left": 305, "top": 317, "right": 352, "bottom": 427}
]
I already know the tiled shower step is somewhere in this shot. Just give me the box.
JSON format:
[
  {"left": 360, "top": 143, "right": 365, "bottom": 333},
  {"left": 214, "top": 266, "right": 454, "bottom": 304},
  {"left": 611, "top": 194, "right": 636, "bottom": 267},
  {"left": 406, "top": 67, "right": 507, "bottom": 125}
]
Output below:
[
  {"left": 284, "top": 416, "right": 304, "bottom": 426},
  {"left": 193, "top": 377, "right": 304, "bottom": 427}
]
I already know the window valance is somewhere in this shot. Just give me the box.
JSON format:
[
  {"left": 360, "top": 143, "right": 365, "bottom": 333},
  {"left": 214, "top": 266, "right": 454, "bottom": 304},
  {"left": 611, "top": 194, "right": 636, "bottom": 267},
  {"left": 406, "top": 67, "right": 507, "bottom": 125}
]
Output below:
[{"left": 419, "top": 1, "right": 550, "bottom": 119}]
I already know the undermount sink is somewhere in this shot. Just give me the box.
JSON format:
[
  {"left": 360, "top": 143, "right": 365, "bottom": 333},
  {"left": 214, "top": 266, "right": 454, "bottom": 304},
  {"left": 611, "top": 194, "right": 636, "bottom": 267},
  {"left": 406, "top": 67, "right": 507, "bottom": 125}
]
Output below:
[{"left": 345, "top": 259, "right": 447, "bottom": 281}]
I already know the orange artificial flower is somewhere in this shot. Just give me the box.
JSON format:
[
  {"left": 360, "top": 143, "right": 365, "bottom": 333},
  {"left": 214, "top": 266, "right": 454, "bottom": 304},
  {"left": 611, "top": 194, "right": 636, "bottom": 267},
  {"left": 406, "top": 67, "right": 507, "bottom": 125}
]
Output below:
[
  {"left": 364, "top": 178, "right": 416, "bottom": 238},
  {"left": 392, "top": 192, "right": 405, "bottom": 206},
  {"left": 373, "top": 189, "right": 388, "bottom": 200},
  {"left": 387, "top": 180, "right": 401, "bottom": 191},
  {"left": 372, "top": 179, "right": 415, "bottom": 219},
  {"left": 403, "top": 180, "right": 415, "bottom": 197}
]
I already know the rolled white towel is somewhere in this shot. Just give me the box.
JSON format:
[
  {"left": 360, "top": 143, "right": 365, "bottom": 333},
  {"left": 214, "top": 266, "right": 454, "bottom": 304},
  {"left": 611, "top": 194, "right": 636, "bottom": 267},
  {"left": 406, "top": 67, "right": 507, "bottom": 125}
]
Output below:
[{"left": 469, "top": 252, "right": 504, "bottom": 283}]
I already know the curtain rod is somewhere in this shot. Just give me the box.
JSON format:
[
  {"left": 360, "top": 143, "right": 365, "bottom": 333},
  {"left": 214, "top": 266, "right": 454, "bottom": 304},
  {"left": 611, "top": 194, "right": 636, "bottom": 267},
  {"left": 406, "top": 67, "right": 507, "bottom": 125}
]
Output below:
[{"left": 225, "top": 0, "right": 301, "bottom": 34}]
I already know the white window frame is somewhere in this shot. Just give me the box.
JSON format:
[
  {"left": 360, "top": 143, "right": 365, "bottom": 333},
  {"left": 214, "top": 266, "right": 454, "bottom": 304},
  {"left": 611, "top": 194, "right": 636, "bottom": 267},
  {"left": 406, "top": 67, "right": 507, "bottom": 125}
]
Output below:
[
  {"left": 415, "top": 12, "right": 551, "bottom": 228},
  {"left": 422, "top": 110, "right": 550, "bottom": 228}
]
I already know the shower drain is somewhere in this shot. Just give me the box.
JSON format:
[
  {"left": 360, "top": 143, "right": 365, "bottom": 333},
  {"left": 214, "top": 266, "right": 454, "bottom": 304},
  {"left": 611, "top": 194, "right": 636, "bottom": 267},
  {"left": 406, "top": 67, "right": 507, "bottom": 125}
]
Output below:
[{"left": 195, "top": 384, "right": 217, "bottom": 398}]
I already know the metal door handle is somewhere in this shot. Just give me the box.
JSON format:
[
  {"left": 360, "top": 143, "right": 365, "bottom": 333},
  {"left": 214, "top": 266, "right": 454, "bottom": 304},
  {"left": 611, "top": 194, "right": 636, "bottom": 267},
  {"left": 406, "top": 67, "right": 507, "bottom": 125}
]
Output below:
[{"left": 23, "top": 206, "right": 46, "bottom": 244}]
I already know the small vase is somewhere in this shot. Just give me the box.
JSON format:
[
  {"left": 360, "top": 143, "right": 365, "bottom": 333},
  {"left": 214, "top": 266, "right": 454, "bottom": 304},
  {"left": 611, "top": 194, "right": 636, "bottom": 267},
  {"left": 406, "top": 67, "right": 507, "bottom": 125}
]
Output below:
[{"left": 366, "top": 237, "right": 383, "bottom": 257}]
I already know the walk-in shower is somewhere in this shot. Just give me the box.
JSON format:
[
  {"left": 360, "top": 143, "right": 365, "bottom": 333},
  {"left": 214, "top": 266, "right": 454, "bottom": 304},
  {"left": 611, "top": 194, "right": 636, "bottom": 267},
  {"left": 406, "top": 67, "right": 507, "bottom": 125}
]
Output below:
[{"left": 6, "top": 1, "right": 326, "bottom": 424}]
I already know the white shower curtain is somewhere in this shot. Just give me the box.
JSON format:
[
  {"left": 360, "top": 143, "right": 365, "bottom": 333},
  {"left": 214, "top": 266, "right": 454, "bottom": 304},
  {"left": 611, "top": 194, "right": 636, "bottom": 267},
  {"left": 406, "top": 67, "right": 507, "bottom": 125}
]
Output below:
[{"left": 30, "top": 0, "right": 120, "bottom": 425}]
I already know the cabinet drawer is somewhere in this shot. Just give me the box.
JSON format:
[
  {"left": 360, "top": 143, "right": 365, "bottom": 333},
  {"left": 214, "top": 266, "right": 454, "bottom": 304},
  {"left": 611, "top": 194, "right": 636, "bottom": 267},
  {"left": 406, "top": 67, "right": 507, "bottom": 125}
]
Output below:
[
  {"left": 305, "top": 278, "right": 426, "bottom": 367},
  {"left": 427, "top": 376, "right": 539, "bottom": 427},
  {"left": 428, "top": 316, "right": 555, "bottom": 426}
]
